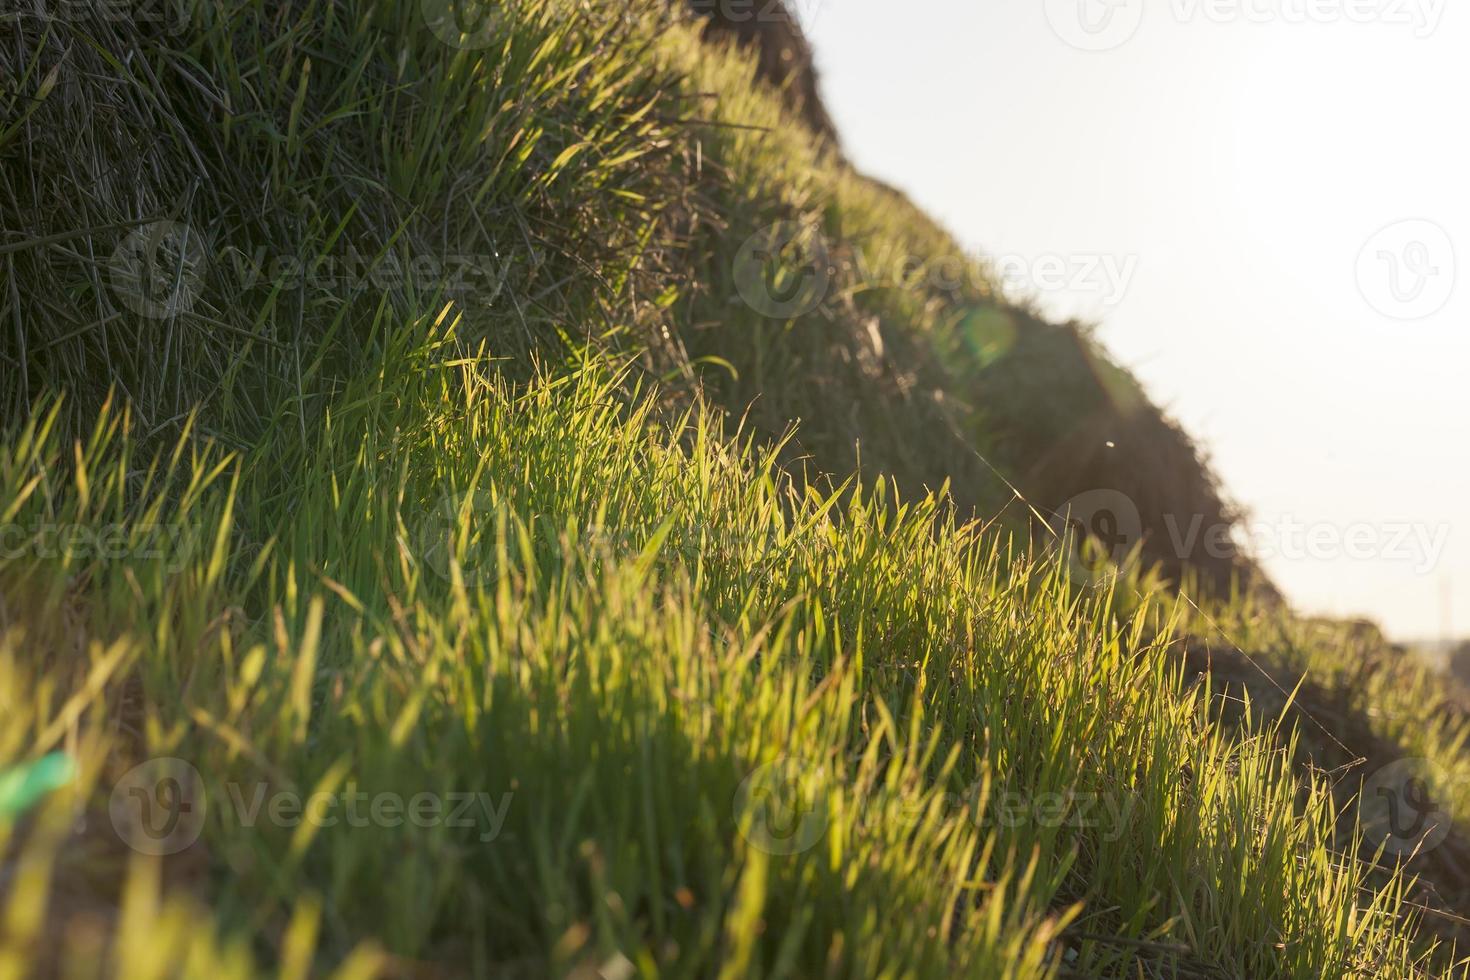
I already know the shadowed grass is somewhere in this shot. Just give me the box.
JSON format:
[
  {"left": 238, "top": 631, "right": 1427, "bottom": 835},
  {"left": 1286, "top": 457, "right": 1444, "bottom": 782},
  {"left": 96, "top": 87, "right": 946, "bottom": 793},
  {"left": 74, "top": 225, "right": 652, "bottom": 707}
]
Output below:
[{"left": 1, "top": 0, "right": 1250, "bottom": 588}]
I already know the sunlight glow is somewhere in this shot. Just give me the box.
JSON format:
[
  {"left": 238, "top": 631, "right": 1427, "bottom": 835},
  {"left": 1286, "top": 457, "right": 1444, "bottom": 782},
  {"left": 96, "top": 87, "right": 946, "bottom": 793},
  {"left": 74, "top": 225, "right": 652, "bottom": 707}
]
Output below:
[{"left": 802, "top": 0, "right": 1468, "bottom": 640}]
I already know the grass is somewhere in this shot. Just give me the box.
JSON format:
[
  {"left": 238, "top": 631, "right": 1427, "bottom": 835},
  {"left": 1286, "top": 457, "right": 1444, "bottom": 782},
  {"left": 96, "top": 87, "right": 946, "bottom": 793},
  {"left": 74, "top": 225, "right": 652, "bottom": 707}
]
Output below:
[
  {"left": 0, "top": 336, "right": 1441, "bottom": 975},
  {"left": 1, "top": 0, "right": 1244, "bottom": 586},
  {"left": 0, "top": 0, "right": 1466, "bottom": 976}
]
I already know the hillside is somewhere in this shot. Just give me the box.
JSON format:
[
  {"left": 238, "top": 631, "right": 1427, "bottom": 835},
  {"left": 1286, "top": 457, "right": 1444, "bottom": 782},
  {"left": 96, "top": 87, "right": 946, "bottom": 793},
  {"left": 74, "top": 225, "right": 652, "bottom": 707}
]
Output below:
[{"left": 2, "top": 0, "right": 1469, "bottom": 976}]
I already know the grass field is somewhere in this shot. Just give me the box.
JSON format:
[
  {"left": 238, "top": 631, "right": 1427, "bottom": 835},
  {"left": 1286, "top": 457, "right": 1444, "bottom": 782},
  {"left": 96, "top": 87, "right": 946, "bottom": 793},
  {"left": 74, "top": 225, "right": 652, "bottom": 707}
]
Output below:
[{"left": 2, "top": 0, "right": 1468, "bottom": 976}]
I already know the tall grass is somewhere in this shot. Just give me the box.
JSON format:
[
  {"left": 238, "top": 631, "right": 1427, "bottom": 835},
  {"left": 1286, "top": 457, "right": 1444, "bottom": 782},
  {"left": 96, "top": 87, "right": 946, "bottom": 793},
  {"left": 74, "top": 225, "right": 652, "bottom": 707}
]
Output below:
[
  {"left": 0, "top": 0, "right": 1248, "bottom": 587},
  {"left": 0, "top": 303, "right": 1443, "bottom": 974},
  {"left": 0, "top": 0, "right": 1464, "bottom": 975}
]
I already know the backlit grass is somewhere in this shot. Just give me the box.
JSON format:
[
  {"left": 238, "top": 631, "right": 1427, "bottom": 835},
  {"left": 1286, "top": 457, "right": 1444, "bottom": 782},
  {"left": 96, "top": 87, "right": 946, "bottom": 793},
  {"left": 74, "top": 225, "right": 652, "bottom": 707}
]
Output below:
[{"left": 0, "top": 0, "right": 1464, "bottom": 976}]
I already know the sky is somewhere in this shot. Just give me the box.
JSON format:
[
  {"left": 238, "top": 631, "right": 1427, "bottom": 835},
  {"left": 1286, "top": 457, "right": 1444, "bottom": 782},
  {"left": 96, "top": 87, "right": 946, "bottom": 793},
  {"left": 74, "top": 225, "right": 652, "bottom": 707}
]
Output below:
[{"left": 793, "top": 0, "right": 1468, "bottom": 642}]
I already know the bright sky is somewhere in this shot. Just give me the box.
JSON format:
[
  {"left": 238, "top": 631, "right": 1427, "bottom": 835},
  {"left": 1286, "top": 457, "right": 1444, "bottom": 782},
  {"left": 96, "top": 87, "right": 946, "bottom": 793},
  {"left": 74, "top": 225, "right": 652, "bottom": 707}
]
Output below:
[{"left": 795, "top": 0, "right": 1468, "bottom": 642}]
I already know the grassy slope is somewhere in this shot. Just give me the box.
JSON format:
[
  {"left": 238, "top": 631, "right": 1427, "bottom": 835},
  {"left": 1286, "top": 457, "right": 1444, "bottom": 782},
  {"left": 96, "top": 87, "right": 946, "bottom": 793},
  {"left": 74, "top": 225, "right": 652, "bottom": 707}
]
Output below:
[
  {"left": 0, "top": 354, "right": 1432, "bottom": 977},
  {"left": 0, "top": 0, "right": 1466, "bottom": 976}
]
